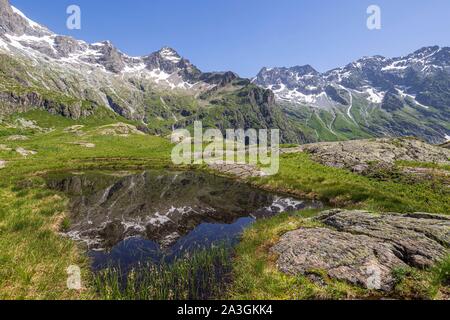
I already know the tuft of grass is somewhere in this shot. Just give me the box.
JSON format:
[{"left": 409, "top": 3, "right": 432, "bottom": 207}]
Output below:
[
  {"left": 432, "top": 256, "right": 450, "bottom": 294},
  {"left": 397, "top": 160, "right": 450, "bottom": 172},
  {"left": 391, "top": 257, "right": 450, "bottom": 300},
  {"left": 94, "top": 245, "right": 232, "bottom": 300}
]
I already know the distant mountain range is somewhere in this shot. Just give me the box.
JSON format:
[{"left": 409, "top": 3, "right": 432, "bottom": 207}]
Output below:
[
  {"left": 254, "top": 47, "right": 450, "bottom": 143},
  {"left": 0, "top": 0, "right": 449, "bottom": 143}
]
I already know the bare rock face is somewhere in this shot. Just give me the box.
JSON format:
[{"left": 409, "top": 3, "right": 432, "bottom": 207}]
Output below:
[
  {"left": 273, "top": 228, "right": 408, "bottom": 291},
  {"left": 0, "top": 0, "right": 50, "bottom": 37},
  {"left": 0, "top": 91, "right": 96, "bottom": 120},
  {"left": 272, "top": 209, "right": 450, "bottom": 291},
  {"left": 282, "top": 138, "right": 450, "bottom": 174},
  {"left": 318, "top": 210, "right": 450, "bottom": 268}
]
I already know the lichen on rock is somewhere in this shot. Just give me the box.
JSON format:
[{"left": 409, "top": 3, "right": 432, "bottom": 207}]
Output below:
[{"left": 272, "top": 209, "right": 450, "bottom": 291}]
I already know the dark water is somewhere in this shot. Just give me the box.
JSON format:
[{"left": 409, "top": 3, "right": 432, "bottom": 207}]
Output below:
[{"left": 46, "top": 170, "right": 322, "bottom": 271}]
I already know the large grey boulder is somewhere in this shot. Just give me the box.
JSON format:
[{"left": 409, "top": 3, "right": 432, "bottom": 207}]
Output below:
[{"left": 272, "top": 209, "right": 450, "bottom": 291}]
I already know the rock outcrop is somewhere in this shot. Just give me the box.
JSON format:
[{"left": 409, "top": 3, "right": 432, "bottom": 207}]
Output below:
[
  {"left": 0, "top": 91, "right": 96, "bottom": 120},
  {"left": 71, "top": 142, "right": 95, "bottom": 148},
  {"left": 208, "top": 162, "right": 267, "bottom": 179},
  {"left": 15, "top": 147, "right": 36, "bottom": 157},
  {"left": 98, "top": 122, "right": 146, "bottom": 136},
  {"left": 282, "top": 138, "right": 450, "bottom": 174},
  {"left": 272, "top": 209, "right": 450, "bottom": 291}
]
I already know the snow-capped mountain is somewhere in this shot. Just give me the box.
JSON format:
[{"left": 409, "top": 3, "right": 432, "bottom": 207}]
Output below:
[
  {"left": 0, "top": 0, "right": 300, "bottom": 142},
  {"left": 0, "top": 0, "right": 228, "bottom": 92},
  {"left": 254, "top": 47, "right": 450, "bottom": 143},
  {"left": 255, "top": 47, "right": 450, "bottom": 108}
]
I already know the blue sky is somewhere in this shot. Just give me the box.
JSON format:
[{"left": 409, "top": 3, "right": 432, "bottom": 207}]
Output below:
[{"left": 10, "top": 0, "right": 450, "bottom": 77}]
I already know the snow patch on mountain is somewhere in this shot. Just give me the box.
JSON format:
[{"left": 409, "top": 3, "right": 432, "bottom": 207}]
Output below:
[
  {"left": 159, "top": 47, "right": 181, "bottom": 63},
  {"left": 396, "top": 89, "right": 430, "bottom": 109},
  {"left": 364, "top": 88, "right": 384, "bottom": 104}
]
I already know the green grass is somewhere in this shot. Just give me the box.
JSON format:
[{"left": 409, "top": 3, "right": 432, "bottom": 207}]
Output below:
[
  {"left": 94, "top": 245, "right": 232, "bottom": 300},
  {"left": 391, "top": 255, "right": 450, "bottom": 299},
  {"left": 0, "top": 110, "right": 448, "bottom": 300},
  {"left": 251, "top": 153, "right": 449, "bottom": 214},
  {"left": 397, "top": 160, "right": 450, "bottom": 172},
  {"left": 0, "top": 111, "right": 174, "bottom": 299}
]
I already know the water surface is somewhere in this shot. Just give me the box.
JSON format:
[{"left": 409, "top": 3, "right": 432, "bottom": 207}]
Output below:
[{"left": 46, "top": 170, "right": 322, "bottom": 271}]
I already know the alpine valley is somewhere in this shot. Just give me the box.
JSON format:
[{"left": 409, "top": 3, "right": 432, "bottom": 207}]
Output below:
[{"left": 1, "top": 0, "right": 449, "bottom": 144}]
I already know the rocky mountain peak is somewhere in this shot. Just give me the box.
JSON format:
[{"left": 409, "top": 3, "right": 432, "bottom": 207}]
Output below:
[
  {"left": 0, "top": 0, "right": 10, "bottom": 10},
  {"left": 291, "top": 64, "right": 319, "bottom": 76},
  {"left": 95, "top": 42, "right": 126, "bottom": 73},
  {"left": 157, "top": 46, "right": 182, "bottom": 63},
  {"left": 0, "top": 0, "right": 49, "bottom": 36},
  {"left": 412, "top": 45, "right": 440, "bottom": 57}
]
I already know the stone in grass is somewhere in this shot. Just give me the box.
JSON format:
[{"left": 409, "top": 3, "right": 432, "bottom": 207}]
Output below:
[
  {"left": 7, "top": 135, "right": 29, "bottom": 141},
  {"left": 0, "top": 160, "right": 6, "bottom": 169},
  {"left": 272, "top": 209, "right": 450, "bottom": 292},
  {"left": 64, "top": 125, "right": 85, "bottom": 133},
  {"left": 64, "top": 125, "right": 85, "bottom": 136},
  {"left": 99, "top": 123, "right": 145, "bottom": 137},
  {"left": 0, "top": 144, "right": 12, "bottom": 151},
  {"left": 15, "top": 147, "right": 37, "bottom": 157},
  {"left": 208, "top": 161, "right": 267, "bottom": 179},
  {"left": 71, "top": 142, "right": 96, "bottom": 148}
]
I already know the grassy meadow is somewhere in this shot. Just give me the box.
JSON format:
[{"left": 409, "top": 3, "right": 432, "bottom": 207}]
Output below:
[{"left": 0, "top": 110, "right": 448, "bottom": 300}]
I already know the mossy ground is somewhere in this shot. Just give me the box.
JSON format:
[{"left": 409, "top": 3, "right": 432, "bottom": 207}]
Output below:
[{"left": 0, "top": 110, "right": 448, "bottom": 300}]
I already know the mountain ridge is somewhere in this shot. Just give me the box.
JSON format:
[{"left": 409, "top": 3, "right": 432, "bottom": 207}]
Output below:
[
  {"left": 254, "top": 46, "right": 450, "bottom": 143},
  {"left": 0, "top": 0, "right": 449, "bottom": 144},
  {"left": 0, "top": 0, "right": 302, "bottom": 143}
]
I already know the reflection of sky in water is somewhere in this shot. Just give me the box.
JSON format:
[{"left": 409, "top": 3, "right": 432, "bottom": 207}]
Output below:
[{"left": 90, "top": 217, "right": 254, "bottom": 271}]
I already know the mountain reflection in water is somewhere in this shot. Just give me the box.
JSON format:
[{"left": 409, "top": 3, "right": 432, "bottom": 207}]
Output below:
[{"left": 46, "top": 170, "right": 322, "bottom": 270}]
